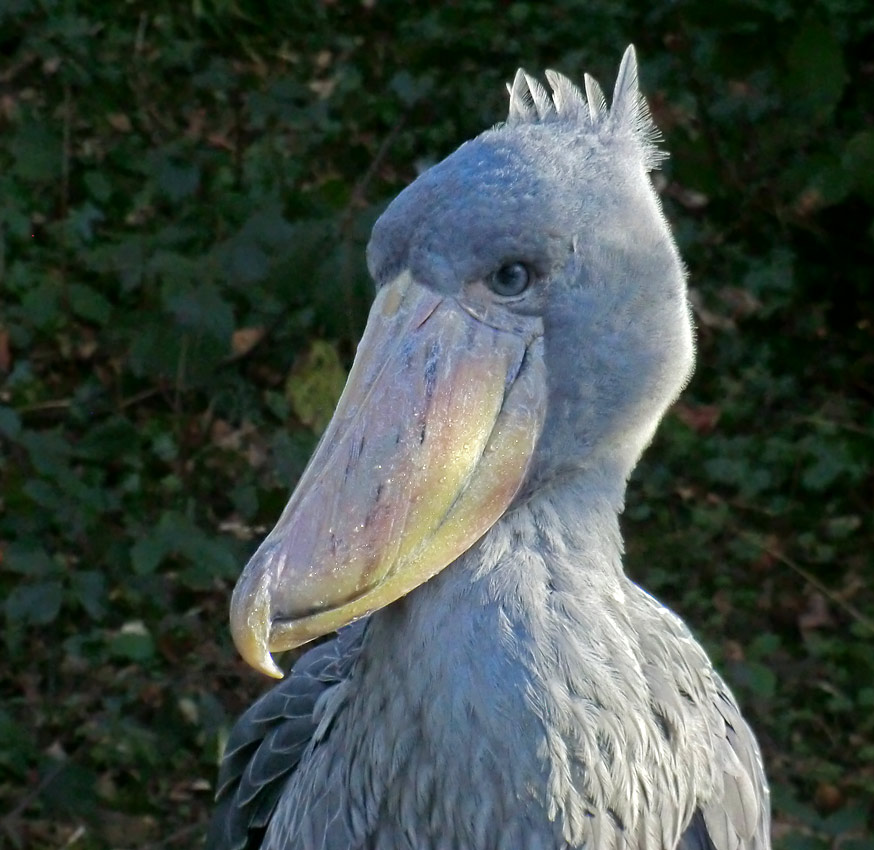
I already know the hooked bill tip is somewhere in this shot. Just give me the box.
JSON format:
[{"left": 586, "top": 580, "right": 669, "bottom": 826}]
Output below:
[
  {"left": 249, "top": 644, "right": 284, "bottom": 679},
  {"left": 230, "top": 570, "right": 286, "bottom": 678}
]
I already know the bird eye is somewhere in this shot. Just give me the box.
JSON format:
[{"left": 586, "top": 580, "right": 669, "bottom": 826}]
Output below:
[{"left": 488, "top": 262, "right": 531, "bottom": 297}]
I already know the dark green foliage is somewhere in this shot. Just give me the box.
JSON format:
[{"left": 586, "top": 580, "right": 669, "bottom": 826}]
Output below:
[{"left": 0, "top": 1, "right": 871, "bottom": 847}]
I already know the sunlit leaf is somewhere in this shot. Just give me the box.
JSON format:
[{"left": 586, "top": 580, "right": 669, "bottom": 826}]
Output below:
[
  {"left": 285, "top": 339, "right": 347, "bottom": 433},
  {"left": 108, "top": 622, "right": 155, "bottom": 661}
]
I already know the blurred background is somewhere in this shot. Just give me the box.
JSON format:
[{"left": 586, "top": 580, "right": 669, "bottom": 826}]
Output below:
[{"left": 0, "top": 1, "right": 872, "bottom": 848}]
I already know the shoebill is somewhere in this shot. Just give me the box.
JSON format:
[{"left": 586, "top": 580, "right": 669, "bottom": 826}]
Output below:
[{"left": 208, "top": 46, "right": 771, "bottom": 850}]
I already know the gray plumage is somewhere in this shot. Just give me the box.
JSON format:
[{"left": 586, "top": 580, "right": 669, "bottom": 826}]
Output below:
[{"left": 209, "top": 47, "right": 771, "bottom": 850}]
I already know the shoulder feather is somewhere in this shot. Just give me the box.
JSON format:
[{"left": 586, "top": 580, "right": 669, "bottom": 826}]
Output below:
[{"left": 206, "top": 623, "right": 366, "bottom": 850}]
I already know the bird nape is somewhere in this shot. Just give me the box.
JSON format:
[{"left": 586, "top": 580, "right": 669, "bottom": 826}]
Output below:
[{"left": 208, "top": 46, "right": 771, "bottom": 850}]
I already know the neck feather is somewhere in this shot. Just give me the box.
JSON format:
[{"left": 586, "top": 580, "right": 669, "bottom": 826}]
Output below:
[{"left": 338, "top": 473, "right": 721, "bottom": 848}]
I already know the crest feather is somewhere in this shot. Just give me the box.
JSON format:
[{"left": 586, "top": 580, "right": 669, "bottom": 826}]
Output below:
[
  {"left": 523, "top": 72, "right": 555, "bottom": 121},
  {"left": 504, "top": 45, "right": 665, "bottom": 170},
  {"left": 507, "top": 69, "right": 536, "bottom": 123},
  {"left": 544, "top": 70, "right": 588, "bottom": 122},
  {"left": 583, "top": 73, "right": 608, "bottom": 126},
  {"left": 608, "top": 45, "right": 665, "bottom": 167}
]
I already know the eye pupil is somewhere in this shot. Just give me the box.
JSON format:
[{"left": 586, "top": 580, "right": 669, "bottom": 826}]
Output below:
[{"left": 489, "top": 262, "right": 530, "bottom": 297}]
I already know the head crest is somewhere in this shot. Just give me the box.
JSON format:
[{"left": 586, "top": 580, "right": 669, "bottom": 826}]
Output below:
[{"left": 505, "top": 45, "right": 665, "bottom": 170}]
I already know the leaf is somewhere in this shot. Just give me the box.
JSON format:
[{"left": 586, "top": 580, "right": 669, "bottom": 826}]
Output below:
[
  {"left": 107, "top": 112, "right": 132, "bottom": 132},
  {"left": 9, "top": 122, "right": 63, "bottom": 181},
  {"left": 20, "top": 429, "right": 72, "bottom": 476},
  {"left": 40, "top": 760, "right": 99, "bottom": 816},
  {"left": 128, "top": 320, "right": 227, "bottom": 381},
  {"left": 108, "top": 622, "right": 155, "bottom": 662},
  {"left": 5, "top": 580, "right": 63, "bottom": 625},
  {"left": 130, "top": 535, "right": 168, "bottom": 575},
  {"left": 269, "top": 430, "right": 317, "bottom": 489},
  {"left": 244, "top": 206, "right": 295, "bottom": 249},
  {"left": 733, "top": 660, "right": 777, "bottom": 700},
  {"left": 2, "top": 544, "right": 55, "bottom": 576},
  {"left": 75, "top": 416, "right": 139, "bottom": 461},
  {"left": 673, "top": 403, "right": 721, "bottom": 434},
  {"left": 20, "top": 280, "right": 61, "bottom": 329},
  {"left": 784, "top": 17, "right": 847, "bottom": 122},
  {"left": 389, "top": 70, "right": 432, "bottom": 106},
  {"left": 110, "top": 237, "right": 148, "bottom": 292},
  {"left": 130, "top": 511, "right": 238, "bottom": 585},
  {"left": 781, "top": 835, "right": 829, "bottom": 850},
  {"left": 69, "top": 283, "right": 112, "bottom": 324},
  {"left": 286, "top": 340, "right": 347, "bottom": 433},
  {"left": 843, "top": 130, "right": 874, "bottom": 203},
  {"left": 147, "top": 152, "right": 200, "bottom": 202},
  {"left": 820, "top": 805, "right": 868, "bottom": 837},
  {"left": 231, "top": 326, "right": 265, "bottom": 356},
  {"left": 164, "top": 283, "right": 235, "bottom": 341},
  {"left": 67, "top": 202, "right": 104, "bottom": 243},
  {"left": 70, "top": 570, "right": 106, "bottom": 620},
  {"left": 802, "top": 440, "right": 854, "bottom": 492},
  {"left": 228, "top": 236, "right": 270, "bottom": 285},
  {"left": 83, "top": 169, "right": 112, "bottom": 202},
  {"left": 128, "top": 321, "right": 184, "bottom": 378},
  {"left": 177, "top": 535, "right": 239, "bottom": 588},
  {"left": 0, "top": 405, "right": 21, "bottom": 439},
  {"left": 0, "top": 708, "right": 36, "bottom": 774}
]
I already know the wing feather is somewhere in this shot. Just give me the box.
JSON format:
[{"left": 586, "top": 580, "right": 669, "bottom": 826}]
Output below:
[
  {"left": 689, "top": 686, "right": 771, "bottom": 850},
  {"left": 678, "top": 810, "right": 718, "bottom": 850},
  {"left": 206, "top": 622, "right": 366, "bottom": 850}
]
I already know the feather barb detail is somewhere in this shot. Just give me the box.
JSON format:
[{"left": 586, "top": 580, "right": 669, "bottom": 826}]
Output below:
[{"left": 505, "top": 45, "right": 666, "bottom": 170}]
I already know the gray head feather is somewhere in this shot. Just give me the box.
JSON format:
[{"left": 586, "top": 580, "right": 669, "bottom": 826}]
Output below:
[{"left": 506, "top": 44, "right": 665, "bottom": 170}]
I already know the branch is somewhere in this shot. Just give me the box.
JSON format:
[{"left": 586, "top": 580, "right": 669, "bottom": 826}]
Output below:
[{"left": 741, "top": 533, "right": 874, "bottom": 633}]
